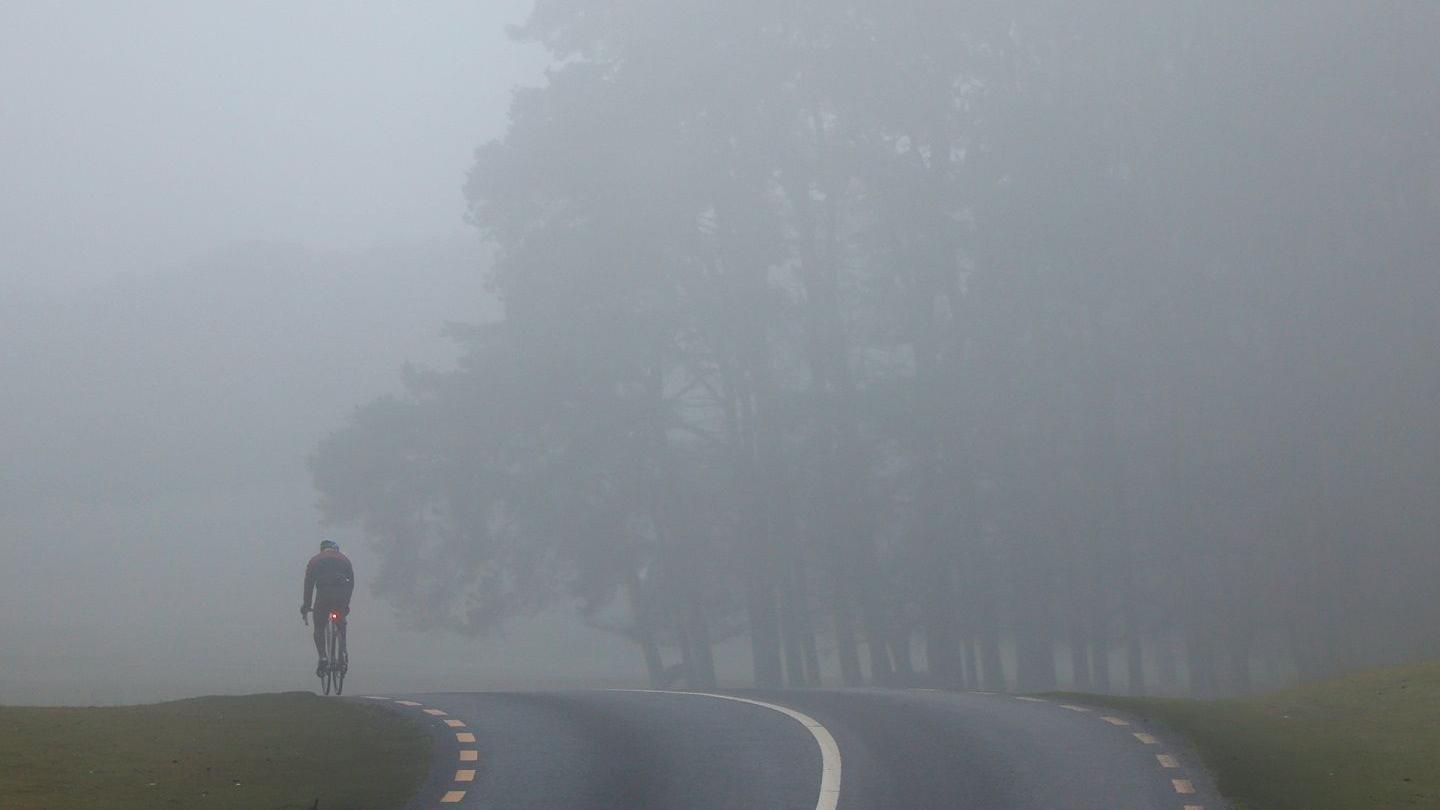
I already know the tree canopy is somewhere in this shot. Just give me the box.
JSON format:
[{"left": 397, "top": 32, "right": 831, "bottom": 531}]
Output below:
[{"left": 313, "top": 2, "right": 1440, "bottom": 695}]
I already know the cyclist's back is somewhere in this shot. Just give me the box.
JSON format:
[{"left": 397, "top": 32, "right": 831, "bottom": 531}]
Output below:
[{"left": 305, "top": 545, "right": 354, "bottom": 607}]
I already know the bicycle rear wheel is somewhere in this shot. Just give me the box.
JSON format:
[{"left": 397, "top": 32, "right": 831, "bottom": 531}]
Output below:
[
  {"left": 321, "top": 618, "right": 336, "bottom": 695},
  {"left": 334, "top": 616, "right": 347, "bottom": 695}
]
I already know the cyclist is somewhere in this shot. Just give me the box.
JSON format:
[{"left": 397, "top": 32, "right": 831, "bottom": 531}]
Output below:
[{"left": 301, "top": 539, "right": 354, "bottom": 677}]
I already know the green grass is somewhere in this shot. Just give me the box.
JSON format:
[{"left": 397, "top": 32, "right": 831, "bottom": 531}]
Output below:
[
  {"left": 0, "top": 692, "right": 431, "bottom": 810},
  {"left": 1068, "top": 661, "right": 1440, "bottom": 810}
]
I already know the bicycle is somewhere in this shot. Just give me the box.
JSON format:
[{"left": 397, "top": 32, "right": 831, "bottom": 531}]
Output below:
[{"left": 304, "top": 608, "right": 349, "bottom": 695}]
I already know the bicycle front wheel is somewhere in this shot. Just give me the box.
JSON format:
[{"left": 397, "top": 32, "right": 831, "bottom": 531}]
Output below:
[
  {"left": 321, "top": 618, "right": 335, "bottom": 696},
  {"left": 334, "top": 618, "right": 347, "bottom": 696}
]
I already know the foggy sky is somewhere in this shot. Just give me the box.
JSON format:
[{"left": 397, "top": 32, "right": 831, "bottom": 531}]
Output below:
[{"left": 0, "top": 1, "right": 545, "bottom": 290}]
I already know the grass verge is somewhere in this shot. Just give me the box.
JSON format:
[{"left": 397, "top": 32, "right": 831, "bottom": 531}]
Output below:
[
  {"left": 0, "top": 692, "right": 430, "bottom": 810},
  {"left": 1068, "top": 661, "right": 1440, "bottom": 809}
]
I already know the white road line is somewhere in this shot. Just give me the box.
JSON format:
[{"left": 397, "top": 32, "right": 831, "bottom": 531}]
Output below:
[
  {"left": 1058, "top": 704, "right": 1093, "bottom": 712},
  {"left": 424, "top": 708, "right": 448, "bottom": 716},
  {"left": 1100, "top": 716, "right": 1129, "bottom": 726},
  {"left": 1014, "top": 696, "right": 1047, "bottom": 702},
  {"left": 1172, "top": 778, "right": 1196, "bottom": 794},
  {"left": 1184, "top": 806, "right": 1205, "bottom": 810},
  {"left": 456, "top": 732, "right": 476, "bottom": 743},
  {"left": 459, "top": 750, "right": 478, "bottom": 762},
  {"left": 444, "top": 719, "right": 466, "bottom": 728},
  {"left": 440, "top": 790, "right": 466, "bottom": 803},
  {"left": 362, "top": 696, "right": 390, "bottom": 700},
  {"left": 455, "top": 769, "right": 476, "bottom": 782},
  {"left": 615, "top": 690, "right": 841, "bottom": 810},
  {"left": 395, "top": 700, "right": 422, "bottom": 707},
  {"left": 1156, "top": 754, "right": 1179, "bottom": 768},
  {"left": 1133, "top": 732, "right": 1159, "bottom": 744}
]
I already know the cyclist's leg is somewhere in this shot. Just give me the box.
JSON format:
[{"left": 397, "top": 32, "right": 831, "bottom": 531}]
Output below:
[
  {"left": 337, "top": 585, "right": 353, "bottom": 664},
  {"left": 313, "top": 592, "right": 338, "bottom": 662},
  {"left": 312, "top": 611, "right": 327, "bottom": 660}
]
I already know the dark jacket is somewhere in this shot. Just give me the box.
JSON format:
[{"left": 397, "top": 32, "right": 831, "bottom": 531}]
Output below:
[{"left": 303, "top": 548, "right": 355, "bottom": 611}]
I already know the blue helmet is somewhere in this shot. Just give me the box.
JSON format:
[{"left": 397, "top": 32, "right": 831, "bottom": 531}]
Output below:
[{"left": 320, "top": 539, "right": 339, "bottom": 552}]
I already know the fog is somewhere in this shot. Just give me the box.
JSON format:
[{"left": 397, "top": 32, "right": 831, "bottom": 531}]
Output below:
[
  {"left": 1, "top": 1, "right": 544, "bottom": 290},
  {"left": 5, "top": 3, "right": 1439, "bottom": 705}
]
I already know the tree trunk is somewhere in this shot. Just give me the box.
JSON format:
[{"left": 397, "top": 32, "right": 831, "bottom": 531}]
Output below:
[
  {"left": 860, "top": 584, "right": 896, "bottom": 684},
  {"left": 1011, "top": 538, "right": 1057, "bottom": 693},
  {"left": 833, "top": 592, "right": 864, "bottom": 686},
  {"left": 1091, "top": 638, "right": 1111, "bottom": 693},
  {"left": 1123, "top": 603, "right": 1146, "bottom": 696},
  {"left": 716, "top": 329, "right": 784, "bottom": 689},
  {"left": 626, "top": 570, "right": 666, "bottom": 689},
  {"left": 747, "top": 576, "right": 784, "bottom": 688},
  {"left": 796, "top": 559, "right": 823, "bottom": 686},
  {"left": 780, "top": 565, "right": 810, "bottom": 687},
  {"left": 889, "top": 625, "right": 917, "bottom": 684},
  {"left": 686, "top": 591, "right": 718, "bottom": 689},
  {"left": 1156, "top": 630, "right": 1179, "bottom": 691},
  {"left": 1184, "top": 621, "right": 1218, "bottom": 698},
  {"left": 959, "top": 637, "right": 977, "bottom": 690},
  {"left": 1069, "top": 618, "right": 1092, "bottom": 691},
  {"left": 977, "top": 598, "right": 1006, "bottom": 691}
]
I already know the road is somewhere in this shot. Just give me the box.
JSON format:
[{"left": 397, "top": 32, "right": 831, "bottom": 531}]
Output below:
[{"left": 366, "top": 688, "right": 1227, "bottom": 810}]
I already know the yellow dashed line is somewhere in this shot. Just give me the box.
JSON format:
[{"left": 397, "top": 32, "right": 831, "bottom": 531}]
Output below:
[
  {"left": 1059, "top": 704, "right": 1093, "bottom": 712},
  {"left": 1133, "top": 732, "right": 1158, "bottom": 744},
  {"left": 388, "top": 705, "right": 479, "bottom": 800},
  {"left": 1156, "top": 754, "right": 1179, "bottom": 768},
  {"left": 1100, "top": 716, "right": 1129, "bottom": 726},
  {"left": 1172, "top": 778, "right": 1196, "bottom": 794}
]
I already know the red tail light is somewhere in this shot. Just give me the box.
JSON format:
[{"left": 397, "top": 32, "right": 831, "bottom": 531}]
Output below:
[{"left": 330, "top": 611, "right": 340, "bottom": 621}]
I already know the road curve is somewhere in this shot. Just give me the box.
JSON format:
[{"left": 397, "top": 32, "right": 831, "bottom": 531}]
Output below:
[{"left": 367, "top": 688, "right": 1228, "bottom": 810}]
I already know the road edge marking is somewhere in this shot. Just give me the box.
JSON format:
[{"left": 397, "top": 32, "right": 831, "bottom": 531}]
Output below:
[{"left": 618, "top": 690, "right": 841, "bottom": 810}]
